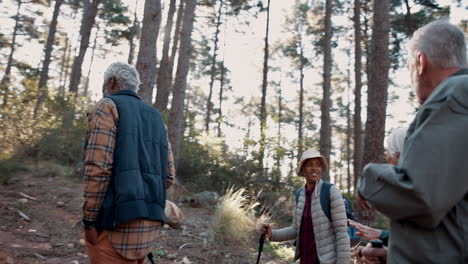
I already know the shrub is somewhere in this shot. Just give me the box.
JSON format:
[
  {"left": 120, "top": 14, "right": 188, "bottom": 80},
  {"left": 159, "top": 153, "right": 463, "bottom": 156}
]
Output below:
[
  {"left": 268, "top": 242, "right": 295, "bottom": 262},
  {"left": 0, "top": 159, "right": 31, "bottom": 185}
]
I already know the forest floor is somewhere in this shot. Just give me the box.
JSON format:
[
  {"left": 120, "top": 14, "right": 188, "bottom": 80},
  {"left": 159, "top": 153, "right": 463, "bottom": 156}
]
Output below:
[{"left": 0, "top": 171, "right": 290, "bottom": 264}]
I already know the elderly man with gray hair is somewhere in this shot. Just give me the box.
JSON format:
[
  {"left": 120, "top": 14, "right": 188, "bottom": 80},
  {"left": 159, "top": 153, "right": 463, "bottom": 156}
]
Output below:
[
  {"left": 81, "top": 62, "right": 172, "bottom": 264},
  {"left": 356, "top": 20, "right": 468, "bottom": 263}
]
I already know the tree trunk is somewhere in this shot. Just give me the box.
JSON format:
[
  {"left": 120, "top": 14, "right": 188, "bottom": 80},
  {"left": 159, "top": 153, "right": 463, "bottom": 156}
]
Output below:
[
  {"left": 68, "top": 0, "right": 101, "bottom": 95},
  {"left": 58, "top": 36, "right": 69, "bottom": 95},
  {"left": 83, "top": 25, "right": 99, "bottom": 97},
  {"left": 168, "top": 0, "right": 196, "bottom": 166},
  {"left": 403, "top": 0, "right": 414, "bottom": 36},
  {"left": 34, "top": 0, "right": 64, "bottom": 119},
  {"left": 298, "top": 42, "right": 304, "bottom": 162},
  {"left": 275, "top": 77, "right": 282, "bottom": 172},
  {"left": 61, "top": 37, "right": 72, "bottom": 94},
  {"left": 156, "top": 0, "right": 184, "bottom": 112},
  {"left": 346, "top": 50, "right": 352, "bottom": 195},
  {"left": 1, "top": 0, "right": 22, "bottom": 108},
  {"left": 353, "top": 0, "right": 363, "bottom": 191},
  {"left": 362, "top": 0, "right": 371, "bottom": 75},
  {"left": 243, "top": 117, "right": 252, "bottom": 157},
  {"left": 319, "top": 0, "right": 333, "bottom": 181},
  {"left": 136, "top": 0, "right": 162, "bottom": 104},
  {"left": 63, "top": 0, "right": 101, "bottom": 129},
  {"left": 216, "top": 61, "right": 225, "bottom": 137},
  {"left": 205, "top": 0, "right": 223, "bottom": 132},
  {"left": 259, "top": 0, "right": 271, "bottom": 169},
  {"left": 363, "top": 0, "right": 390, "bottom": 167},
  {"left": 127, "top": 0, "right": 139, "bottom": 65},
  {"left": 154, "top": 0, "right": 176, "bottom": 111}
]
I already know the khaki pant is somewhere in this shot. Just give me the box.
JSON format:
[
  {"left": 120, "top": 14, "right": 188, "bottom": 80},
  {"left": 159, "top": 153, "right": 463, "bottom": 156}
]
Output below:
[{"left": 86, "top": 230, "right": 146, "bottom": 264}]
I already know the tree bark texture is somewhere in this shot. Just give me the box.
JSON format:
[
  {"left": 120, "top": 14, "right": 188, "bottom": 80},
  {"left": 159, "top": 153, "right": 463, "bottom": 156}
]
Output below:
[
  {"left": 63, "top": 0, "right": 101, "bottom": 129},
  {"left": 127, "top": 0, "right": 140, "bottom": 65},
  {"left": 363, "top": 0, "right": 390, "bottom": 166},
  {"left": 319, "top": 0, "right": 333, "bottom": 181},
  {"left": 136, "top": 0, "right": 162, "bottom": 104},
  {"left": 259, "top": 0, "right": 270, "bottom": 168},
  {"left": 353, "top": 0, "right": 363, "bottom": 191},
  {"left": 34, "top": 0, "right": 64, "bottom": 119},
  {"left": 168, "top": 0, "right": 197, "bottom": 166},
  {"left": 155, "top": 0, "right": 176, "bottom": 111},
  {"left": 205, "top": 0, "right": 223, "bottom": 132},
  {"left": 156, "top": 0, "right": 184, "bottom": 112},
  {"left": 298, "top": 43, "right": 304, "bottom": 162},
  {"left": 68, "top": 0, "right": 101, "bottom": 95},
  {"left": 217, "top": 61, "right": 225, "bottom": 137},
  {"left": 1, "top": 0, "right": 22, "bottom": 108}
]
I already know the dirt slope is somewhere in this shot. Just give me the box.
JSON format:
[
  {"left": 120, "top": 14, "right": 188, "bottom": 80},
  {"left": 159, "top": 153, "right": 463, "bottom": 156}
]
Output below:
[{"left": 0, "top": 173, "right": 286, "bottom": 264}]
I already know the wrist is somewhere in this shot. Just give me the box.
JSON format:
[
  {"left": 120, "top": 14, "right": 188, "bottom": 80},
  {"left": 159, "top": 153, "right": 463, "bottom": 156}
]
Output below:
[{"left": 81, "top": 219, "right": 95, "bottom": 230}]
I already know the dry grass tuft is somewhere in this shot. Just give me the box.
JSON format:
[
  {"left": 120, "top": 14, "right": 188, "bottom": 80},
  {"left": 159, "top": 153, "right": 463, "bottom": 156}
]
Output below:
[{"left": 212, "top": 187, "right": 262, "bottom": 244}]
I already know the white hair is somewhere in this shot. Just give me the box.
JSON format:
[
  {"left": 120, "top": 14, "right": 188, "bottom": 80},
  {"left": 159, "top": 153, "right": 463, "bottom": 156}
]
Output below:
[
  {"left": 387, "top": 127, "right": 408, "bottom": 158},
  {"left": 103, "top": 62, "right": 141, "bottom": 92},
  {"left": 407, "top": 20, "right": 467, "bottom": 69}
]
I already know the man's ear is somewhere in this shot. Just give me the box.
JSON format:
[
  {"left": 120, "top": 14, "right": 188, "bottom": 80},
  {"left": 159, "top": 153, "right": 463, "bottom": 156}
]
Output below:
[
  {"left": 416, "top": 52, "right": 427, "bottom": 75},
  {"left": 110, "top": 77, "right": 117, "bottom": 90}
]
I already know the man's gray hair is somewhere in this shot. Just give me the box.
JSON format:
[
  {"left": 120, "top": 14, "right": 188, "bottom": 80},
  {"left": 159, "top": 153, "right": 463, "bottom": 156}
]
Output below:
[
  {"left": 104, "top": 62, "right": 141, "bottom": 92},
  {"left": 387, "top": 127, "right": 408, "bottom": 158},
  {"left": 407, "top": 20, "right": 467, "bottom": 69}
]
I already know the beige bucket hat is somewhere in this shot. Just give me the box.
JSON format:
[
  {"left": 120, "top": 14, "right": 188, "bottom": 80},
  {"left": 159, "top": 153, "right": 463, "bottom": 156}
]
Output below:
[{"left": 297, "top": 149, "right": 328, "bottom": 176}]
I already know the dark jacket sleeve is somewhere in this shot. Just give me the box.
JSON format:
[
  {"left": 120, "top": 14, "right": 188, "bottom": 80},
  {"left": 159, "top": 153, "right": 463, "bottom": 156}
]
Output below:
[{"left": 358, "top": 75, "right": 468, "bottom": 229}]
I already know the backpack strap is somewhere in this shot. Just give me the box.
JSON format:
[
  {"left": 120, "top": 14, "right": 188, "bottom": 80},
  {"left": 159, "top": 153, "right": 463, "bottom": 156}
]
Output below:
[
  {"left": 294, "top": 187, "right": 304, "bottom": 205},
  {"left": 320, "top": 181, "right": 332, "bottom": 222}
]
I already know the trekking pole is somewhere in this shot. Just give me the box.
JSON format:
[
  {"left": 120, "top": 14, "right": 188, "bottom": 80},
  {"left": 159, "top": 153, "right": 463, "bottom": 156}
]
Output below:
[
  {"left": 256, "top": 233, "right": 266, "bottom": 264},
  {"left": 147, "top": 252, "right": 156, "bottom": 264}
]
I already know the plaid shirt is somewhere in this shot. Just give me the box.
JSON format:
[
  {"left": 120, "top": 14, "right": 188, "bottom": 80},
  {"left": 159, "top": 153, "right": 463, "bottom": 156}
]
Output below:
[{"left": 83, "top": 97, "right": 175, "bottom": 260}]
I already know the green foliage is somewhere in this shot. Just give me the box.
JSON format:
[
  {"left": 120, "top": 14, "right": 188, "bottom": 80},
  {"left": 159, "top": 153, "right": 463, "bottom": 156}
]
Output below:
[
  {"left": 177, "top": 130, "right": 263, "bottom": 193},
  {"left": 0, "top": 67, "right": 90, "bottom": 166},
  {"left": 0, "top": 158, "right": 31, "bottom": 185},
  {"left": 389, "top": 3, "right": 450, "bottom": 70},
  {"left": 263, "top": 241, "right": 295, "bottom": 263},
  {"left": 17, "top": 199, "right": 30, "bottom": 214},
  {"left": 98, "top": 0, "right": 132, "bottom": 46}
]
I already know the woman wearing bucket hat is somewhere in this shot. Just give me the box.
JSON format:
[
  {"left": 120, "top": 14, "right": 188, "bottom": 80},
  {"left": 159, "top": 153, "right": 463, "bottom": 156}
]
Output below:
[{"left": 261, "top": 149, "right": 350, "bottom": 264}]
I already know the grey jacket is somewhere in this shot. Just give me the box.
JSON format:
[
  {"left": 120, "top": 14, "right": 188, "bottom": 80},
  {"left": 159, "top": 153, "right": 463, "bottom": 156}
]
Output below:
[
  {"left": 358, "top": 69, "right": 468, "bottom": 264},
  {"left": 272, "top": 180, "right": 350, "bottom": 263}
]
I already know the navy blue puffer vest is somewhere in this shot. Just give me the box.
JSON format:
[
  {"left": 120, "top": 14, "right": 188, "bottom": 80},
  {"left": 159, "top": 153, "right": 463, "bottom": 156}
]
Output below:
[{"left": 95, "top": 90, "right": 168, "bottom": 229}]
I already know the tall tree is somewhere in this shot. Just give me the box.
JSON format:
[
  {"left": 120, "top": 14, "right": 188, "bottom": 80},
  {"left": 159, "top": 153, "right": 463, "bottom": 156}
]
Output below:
[
  {"left": 204, "top": 0, "right": 224, "bottom": 132},
  {"left": 61, "top": 36, "right": 72, "bottom": 94},
  {"left": 34, "top": 0, "right": 64, "bottom": 119},
  {"left": 281, "top": 2, "right": 311, "bottom": 161},
  {"left": 127, "top": 0, "right": 140, "bottom": 65},
  {"left": 216, "top": 61, "right": 226, "bottom": 137},
  {"left": 83, "top": 25, "right": 100, "bottom": 97},
  {"left": 258, "top": 0, "right": 271, "bottom": 168},
  {"left": 353, "top": 0, "right": 363, "bottom": 191},
  {"left": 363, "top": 0, "right": 390, "bottom": 166},
  {"left": 136, "top": 0, "right": 162, "bottom": 104},
  {"left": 168, "top": 0, "right": 197, "bottom": 165},
  {"left": 1, "top": 0, "right": 22, "bottom": 108},
  {"left": 154, "top": 0, "right": 177, "bottom": 111},
  {"left": 68, "top": 0, "right": 102, "bottom": 95},
  {"left": 319, "top": 0, "right": 333, "bottom": 181},
  {"left": 346, "top": 49, "right": 352, "bottom": 194},
  {"left": 58, "top": 35, "right": 69, "bottom": 95},
  {"left": 155, "top": 0, "right": 185, "bottom": 113}
]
